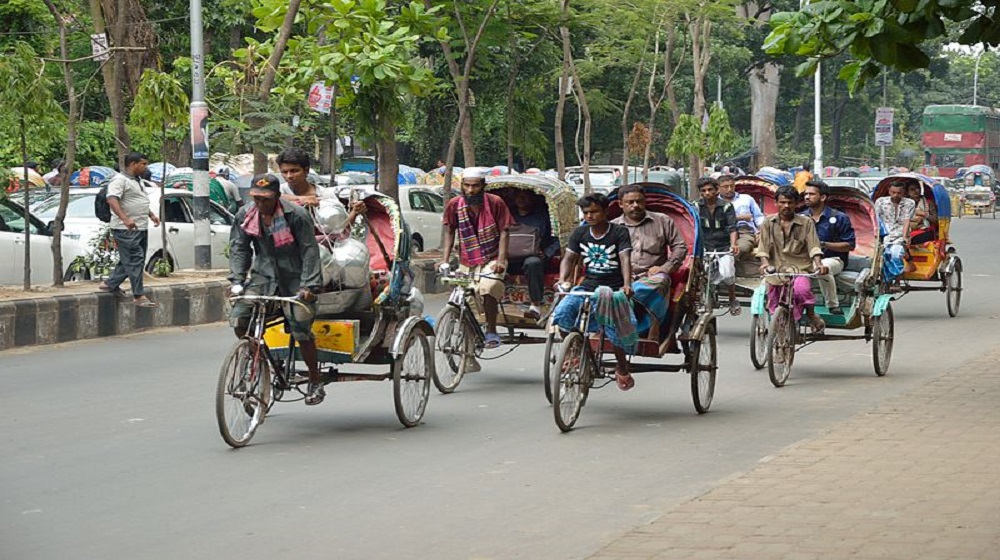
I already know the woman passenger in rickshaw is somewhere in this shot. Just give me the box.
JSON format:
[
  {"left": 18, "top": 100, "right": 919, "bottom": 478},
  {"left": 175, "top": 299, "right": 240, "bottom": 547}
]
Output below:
[{"left": 906, "top": 181, "right": 938, "bottom": 246}]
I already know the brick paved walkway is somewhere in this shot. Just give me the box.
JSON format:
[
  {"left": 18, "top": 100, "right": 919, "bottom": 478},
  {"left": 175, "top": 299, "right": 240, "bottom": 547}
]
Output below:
[{"left": 591, "top": 349, "right": 1000, "bottom": 560}]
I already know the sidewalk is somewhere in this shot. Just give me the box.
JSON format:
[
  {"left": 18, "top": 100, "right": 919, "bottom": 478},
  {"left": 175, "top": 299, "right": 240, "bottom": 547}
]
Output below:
[{"left": 591, "top": 348, "right": 1000, "bottom": 560}]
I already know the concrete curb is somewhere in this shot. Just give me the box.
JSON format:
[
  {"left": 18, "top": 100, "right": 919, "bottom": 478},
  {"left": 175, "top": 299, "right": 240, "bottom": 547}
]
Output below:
[{"left": 0, "top": 279, "right": 229, "bottom": 351}]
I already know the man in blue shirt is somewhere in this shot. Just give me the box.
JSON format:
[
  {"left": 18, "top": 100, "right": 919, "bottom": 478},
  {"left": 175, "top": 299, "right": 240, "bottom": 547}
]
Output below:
[{"left": 800, "top": 180, "right": 856, "bottom": 315}]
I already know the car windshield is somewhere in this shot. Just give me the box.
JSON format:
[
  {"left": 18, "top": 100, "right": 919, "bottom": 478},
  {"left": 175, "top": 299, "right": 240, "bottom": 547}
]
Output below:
[{"left": 33, "top": 194, "right": 96, "bottom": 220}]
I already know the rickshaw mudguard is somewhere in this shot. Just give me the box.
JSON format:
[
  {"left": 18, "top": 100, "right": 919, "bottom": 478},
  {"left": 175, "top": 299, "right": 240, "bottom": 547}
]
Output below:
[
  {"left": 685, "top": 314, "right": 716, "bottom": 343},
  {"left": 872, "top": 294, "right": 893, "bottom": 317},
  {"left": 390, "top": 315, "right": 435, "bottom": 358},
  {"left": 750, "top": 283, "right": 768, "bottom": 315}
]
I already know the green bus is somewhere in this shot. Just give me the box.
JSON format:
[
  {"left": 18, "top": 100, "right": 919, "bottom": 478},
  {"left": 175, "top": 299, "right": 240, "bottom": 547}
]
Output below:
[{"left": 921, "top": 105, "right": 1000, "bottom": 178}]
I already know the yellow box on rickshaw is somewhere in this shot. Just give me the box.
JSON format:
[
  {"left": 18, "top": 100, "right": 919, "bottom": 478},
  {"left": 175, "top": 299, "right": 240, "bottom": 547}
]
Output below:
[{"left": 263, "top": 319, "right": 361, "bottom": 361}]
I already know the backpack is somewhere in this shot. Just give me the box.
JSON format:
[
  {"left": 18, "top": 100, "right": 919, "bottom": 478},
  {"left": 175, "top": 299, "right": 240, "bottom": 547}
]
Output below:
[{"left": 95, "top": 183, "right": 112, "bottom": 223}]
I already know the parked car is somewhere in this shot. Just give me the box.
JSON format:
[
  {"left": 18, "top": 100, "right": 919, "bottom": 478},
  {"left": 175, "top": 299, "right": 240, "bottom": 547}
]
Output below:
[
  {"left": 565, "top": 165, "right": 620, "bottom": 195},
  {"left": 399, "top": 185, "right": 444, "bottom": 252},
  {"left": 0, "top": 197, "right": 90, "bottom": 285},
  {"left": 32, "top": 187, "right": 235, "bottom": 273}
]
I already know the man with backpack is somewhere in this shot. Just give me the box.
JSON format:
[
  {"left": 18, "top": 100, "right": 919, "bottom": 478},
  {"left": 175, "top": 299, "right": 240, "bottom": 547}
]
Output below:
[{"left": 97, "top": 152, "right": 160, "bottom": 308}]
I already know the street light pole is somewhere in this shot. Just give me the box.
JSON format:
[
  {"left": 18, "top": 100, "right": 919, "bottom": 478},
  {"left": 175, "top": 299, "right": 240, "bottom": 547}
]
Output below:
[
  {"left": 190, "top": 0, "right": 211, "bottom": 269},
  {"left": 880, "top": 71, "right": 887, "bottom": 171},
  {"left": 973, "top": 49, "right": 985, "bottom": 106},
  {"left": 801, "top": 0, "right": 823, "bottom": 177}
]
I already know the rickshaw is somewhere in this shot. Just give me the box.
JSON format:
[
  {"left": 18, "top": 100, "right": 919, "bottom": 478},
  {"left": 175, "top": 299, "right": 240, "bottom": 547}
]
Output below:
[
  {"left": 872, "top": 174, "right": 963, "bottom": 317},
  {"left": 550, "top": 183, "right": 719, "bottom": 432},
  {"left": 959, "top": 164, "right": 996, "bottom": 218},
  {"left": 216, "top": 192, "right": 434, "bottom": 448},
  {"left": 433, "top": 174, "right": 578, "bottom": 400},
  {"left": 748, "top": 186, "right": 895, "bottom": 387}
]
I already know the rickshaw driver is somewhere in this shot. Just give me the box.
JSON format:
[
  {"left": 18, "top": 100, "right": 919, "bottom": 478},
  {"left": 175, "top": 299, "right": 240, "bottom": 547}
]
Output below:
[
  {"left": 553, "top": 194, "right": 637, "bottom": 390},
  {"left": 439, "top": 167, "right": 515, "bottom": 349},
  {"left": 696, "top": 177, "right": 741, "bottom": 315},
  {"left": 718, "top": 174, "right": 764, "bottom": 262},
  {"left": 874, "top": 181, "right": 914, "bottom": 292},
  {"left": 228, "top": 174, "right": 327, "bottom": 406},
  {"left": 755, "top": 186, "right": 829, "bottom": 334},
  {"left": 612, "top": 184, "right": 687, "bottom": 342},
  {"left": 800, "top": 179, "right": 856, "bottom": 316}
]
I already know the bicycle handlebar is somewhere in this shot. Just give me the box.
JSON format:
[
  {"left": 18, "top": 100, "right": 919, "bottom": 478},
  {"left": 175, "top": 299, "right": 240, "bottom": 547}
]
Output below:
[{"left": 229, "top": 294, "right": 312, "bottom": 311}]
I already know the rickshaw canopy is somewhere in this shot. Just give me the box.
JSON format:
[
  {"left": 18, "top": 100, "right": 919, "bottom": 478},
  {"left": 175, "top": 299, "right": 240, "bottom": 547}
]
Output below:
[{"left": 872, "top": 173, "right": 952, "bottom": 218}]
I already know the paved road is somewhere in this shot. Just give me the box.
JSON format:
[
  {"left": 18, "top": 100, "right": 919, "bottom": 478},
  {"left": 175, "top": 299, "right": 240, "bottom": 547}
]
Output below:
[{"left": 2, "top": 217, "right": 997, "bottom": 560}]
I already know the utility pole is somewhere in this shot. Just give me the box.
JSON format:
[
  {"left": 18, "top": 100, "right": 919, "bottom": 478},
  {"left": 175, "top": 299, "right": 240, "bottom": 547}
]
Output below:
[
  {"left": 880, "top": 71, "right": 887, "bottom": 172},
  {"left": 973, "top": 49, "right": 985, "bottom": 106},
  {"left": 801, "top": 0, "right": 823, "bottom": 178},
  {"left": 190, "top": 0, "right": 211, "bottom": 269}
]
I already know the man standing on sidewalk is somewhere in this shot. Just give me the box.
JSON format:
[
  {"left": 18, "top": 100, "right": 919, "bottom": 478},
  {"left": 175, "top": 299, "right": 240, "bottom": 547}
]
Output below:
[{"left": 99, "top": 152, "right": 160, "bottom": 308}]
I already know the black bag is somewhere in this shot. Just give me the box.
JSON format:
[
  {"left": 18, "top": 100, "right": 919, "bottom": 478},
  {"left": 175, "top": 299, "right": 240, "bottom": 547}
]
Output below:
[
  {"left": 95, "top": 184, "right": 112, "bottom": 223},
  {"left": 507, "top": 223, "right": 541, "bottom": 259}
]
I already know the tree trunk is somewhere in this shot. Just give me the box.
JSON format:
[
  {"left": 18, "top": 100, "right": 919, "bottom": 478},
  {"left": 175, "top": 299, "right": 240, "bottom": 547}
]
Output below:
[
  {"left": 749, "top": 62, "right": 780, "bottom": 168},
  {"left": 43, "top": 1, "right": 78, "bottom": 286},
  {"left": 554, "top": 56, "right": 570, "bottom": 180},
  {"left": 251, "top": 0, "right": 303, "bottom": 174},
  {"left": 460, "top": 103, "right": 476, "bottom": 167},
  {"left": 89, "top": 0, "right": 128, "bottom": 168},
  {"left": 376, "top": 112, "right": 400, "bottom": 202},
  {"left": 561, "top": 14, "right": 591, "bottom": 193},
  {"left": 621, "top": 39, "right": 648, "bottom": 179},
  {"left": 688, "top": 14, "right": 712, "bottom": 198},
  {"left": 831, "top": 90, "right": 847, "bottom": 161}
]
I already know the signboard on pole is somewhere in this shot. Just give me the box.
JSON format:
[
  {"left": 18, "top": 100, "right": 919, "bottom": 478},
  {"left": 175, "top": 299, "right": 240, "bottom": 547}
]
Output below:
[
  {"left": 307, "top": 82, "right": 334, "bottom": 114},
  {"left": 90, "top": 33, "right": 110, "bottom": 61},
  {"left": 875, "top": 107, "right": 894, "bottom": 146}
]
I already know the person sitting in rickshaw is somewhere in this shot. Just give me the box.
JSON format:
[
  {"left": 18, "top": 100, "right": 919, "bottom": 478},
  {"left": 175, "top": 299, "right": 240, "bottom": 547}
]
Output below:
[
  {"left": 906, "top": 181, "right": 937, "bottom": 245},
  {"left": 553, "top": 193, "right": 637, "bottom": 390},
  {"left": 612, "top": 184, "right": 688, "bottom": 342},
  {"left": 800, "top": 179, "right": 856, "bottom": 316},
  {"left": 439, "top": 167, "right": 515, "bottom": 349},
  {"left": 718, "top": 174, "right": 764, "bottom": 262},
  {"left": 874, "top": 180, "right": 914, "bottom": 292},
  {"left": 695, "top": 177, "right": 741, "bottom": 315},
  {"left": 755, "top": 186, "right": 829, "bottom": 334},
  {"left": 228, "top": 174, "right": 327, "bottom": 405},
  {"left": 508, "top": 190, "right": 561, "bottom": 320}
]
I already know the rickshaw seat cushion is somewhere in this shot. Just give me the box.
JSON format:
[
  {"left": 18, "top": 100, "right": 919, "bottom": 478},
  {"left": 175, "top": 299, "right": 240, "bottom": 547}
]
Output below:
[
  {"left": 835, "top": 255, "right": 872, "bottom": 293},
  {"left": 315, "top": 287, "right": 373, "bottom": 317}
]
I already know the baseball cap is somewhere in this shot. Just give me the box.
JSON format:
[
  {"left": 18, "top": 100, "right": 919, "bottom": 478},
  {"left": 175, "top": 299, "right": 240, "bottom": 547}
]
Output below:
[{"left": 249, "top": 173, "right": 280, "bottom": 196}]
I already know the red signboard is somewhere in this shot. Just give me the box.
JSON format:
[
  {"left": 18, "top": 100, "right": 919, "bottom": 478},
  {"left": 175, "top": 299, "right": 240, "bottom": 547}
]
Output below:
[{"left": 922, "top": 131, "right": 986, "bottom": 149}]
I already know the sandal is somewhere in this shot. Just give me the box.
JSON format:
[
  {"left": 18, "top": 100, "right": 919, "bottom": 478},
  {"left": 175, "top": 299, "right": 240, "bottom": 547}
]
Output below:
[
  {"left": 808, "top": 315, "right": 826, "bottom": 334},
  {"left": 615, "top": 371, "right": 635, "bottom": 391},
  {"left": 728, "top": 300, "right": 742, "bottom": 316},
  {"left": 304, "top": 382, "right": 326, "bottom": 406},
  {"left": 133, "top": 297, "right": 159, "bottom": 308},
  {"left": 484, "top": 332, "right": 502, "bottom": 349},
  {"left": 98, "top": 283, "right": 126, "bottom": 297}
]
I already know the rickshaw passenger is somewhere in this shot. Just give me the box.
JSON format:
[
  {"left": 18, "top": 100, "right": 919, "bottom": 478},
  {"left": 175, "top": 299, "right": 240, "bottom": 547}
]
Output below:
[
  {"left": 718, "top": 174, "right": 764, "bottom": 260},
  {"left": 439, "top": 167, "right": 515, "bottom": 349},
  {"left": 695, "top": 177, "right": 741, "bottom": 315},
  {"left": 907, "top": 182, "right": 937, "bottom": 245},
  {"left": 800, "top": 180, "right": 856, "bottom": 315},
  {"left": 755, "top": 186, "right": 829, "bottom": 334},
  {"left": 508, "top": 190, "right": 561, "bottom": 320},
  {"left": 228, "top": 174, "right": 326, "bottom": 405},
  {"left": 874, "top": 181, "right": 914, "bottom": 291},
  {"left": 611, "top": 184, "right": 688, "bottom": 342},
  {"left": 553, "top": 194, "right": 637, "bottom": 390},
  {"left": 277, "top": 147, "right": 367, "bottom": 230}
]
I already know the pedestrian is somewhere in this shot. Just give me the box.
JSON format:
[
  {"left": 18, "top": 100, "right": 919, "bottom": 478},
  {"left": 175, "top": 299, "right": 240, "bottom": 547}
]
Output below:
[
  {"left": 793, "top": 163, "right": 813, "bottom": 193},
  {"left": 98, "top": 152, "right": 160, "bottom": 308}
]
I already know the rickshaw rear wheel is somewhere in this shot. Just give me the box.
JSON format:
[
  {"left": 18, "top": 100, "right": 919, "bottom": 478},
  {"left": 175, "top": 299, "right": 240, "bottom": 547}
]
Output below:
[
  {"left": 689, "top": 325, "right": 718, "bottom": 413},
  {"left": 393, "top": 328, "right": 432, "bottom": 428},
  {"left": 767, "top": 308, "right": 795, "bottom": 388},
  {"left": 216, "top": 339, "right": 271, "bottom": 448},
  {"left": 872, "top": 304, "right": 894, "bottom": 377},
  {"left": 432, "top": 306, "right": 469, "bottom": 394},
  {"left": 553, "top": 332, "right": 591, "bottom": 432},
  {"left": 946, "top": 258, "right": 962, "bottom": 318},
  {"left": 749, "top": 313, "right": 769, "bottom": 370}
]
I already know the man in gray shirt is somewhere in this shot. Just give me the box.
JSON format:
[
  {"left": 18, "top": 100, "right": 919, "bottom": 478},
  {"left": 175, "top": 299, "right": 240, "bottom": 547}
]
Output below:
[{"left": 98, "top": 152, "right": 160, "bottom": 307}]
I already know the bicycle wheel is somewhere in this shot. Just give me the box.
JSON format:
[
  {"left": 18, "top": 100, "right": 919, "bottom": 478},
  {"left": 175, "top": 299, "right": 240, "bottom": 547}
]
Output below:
[
  {"left": 216, "top": 339, "right": 271, "bottom": 448},
  {"left": 542, "top": 327, "right": 561, "bottom": 404},
  {"left": 393, "top": 328, "right": 432, "bottom": 428},
  {"left": 432, "top": 306, "right": 469, "bottom": 394},
  {"left": 946, "top": 259, "right": 962, "bottom": 318},
  {"left": 767, "top": 307, "right": 795, "bottom": 388},
  {"left": 871, "top": 304, "right": 894, "bottom": 377},
  {"left": 689, "top": 325, "right": 718, "bottom": 414},
  {"left": 552, "top": 332, "right": 591, "bottom": 432},
  {"left": 749, "top": 312, "right": 769, "bottom": 370}
]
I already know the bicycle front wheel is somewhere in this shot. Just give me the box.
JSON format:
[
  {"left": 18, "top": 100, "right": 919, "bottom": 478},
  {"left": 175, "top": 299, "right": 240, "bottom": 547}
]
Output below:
[
  {"left": 216, "top": 339, "right": 271, "bottom": 448},
  {"left": 552, "top": 332, "right": 591, "bottom": 432},
  {"left": 433, "top": 306, "right": 470, "bottom": 394},
  {"left": 767, "top": 308, "right": 795, "bottom": 388}
]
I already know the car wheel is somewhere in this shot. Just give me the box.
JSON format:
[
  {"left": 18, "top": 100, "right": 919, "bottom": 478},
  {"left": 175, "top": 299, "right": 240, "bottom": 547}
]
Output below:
[
  {"left": 146, "top": 252, "right": 174, "bottom": 276},
  {"left": 411, "top": 234, "right": 424, "bottom": 253},
  {"left": 63, "top": 258, "right": 92, "bottom": 282}
]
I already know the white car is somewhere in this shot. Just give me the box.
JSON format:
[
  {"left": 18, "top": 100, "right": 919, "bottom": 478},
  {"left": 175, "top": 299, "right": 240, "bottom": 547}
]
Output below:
[
  {"left": 398, "top": 185, "right": 444, "bottom": 252},
  {"left": 565, "top": 165, "right": 622, "bottom": 195},
  {"left": 32, "top": 187, "right": 235, "bottom": 274},
  {"left": 0, "top": 197, "right": 89, "bottom": 285}
]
